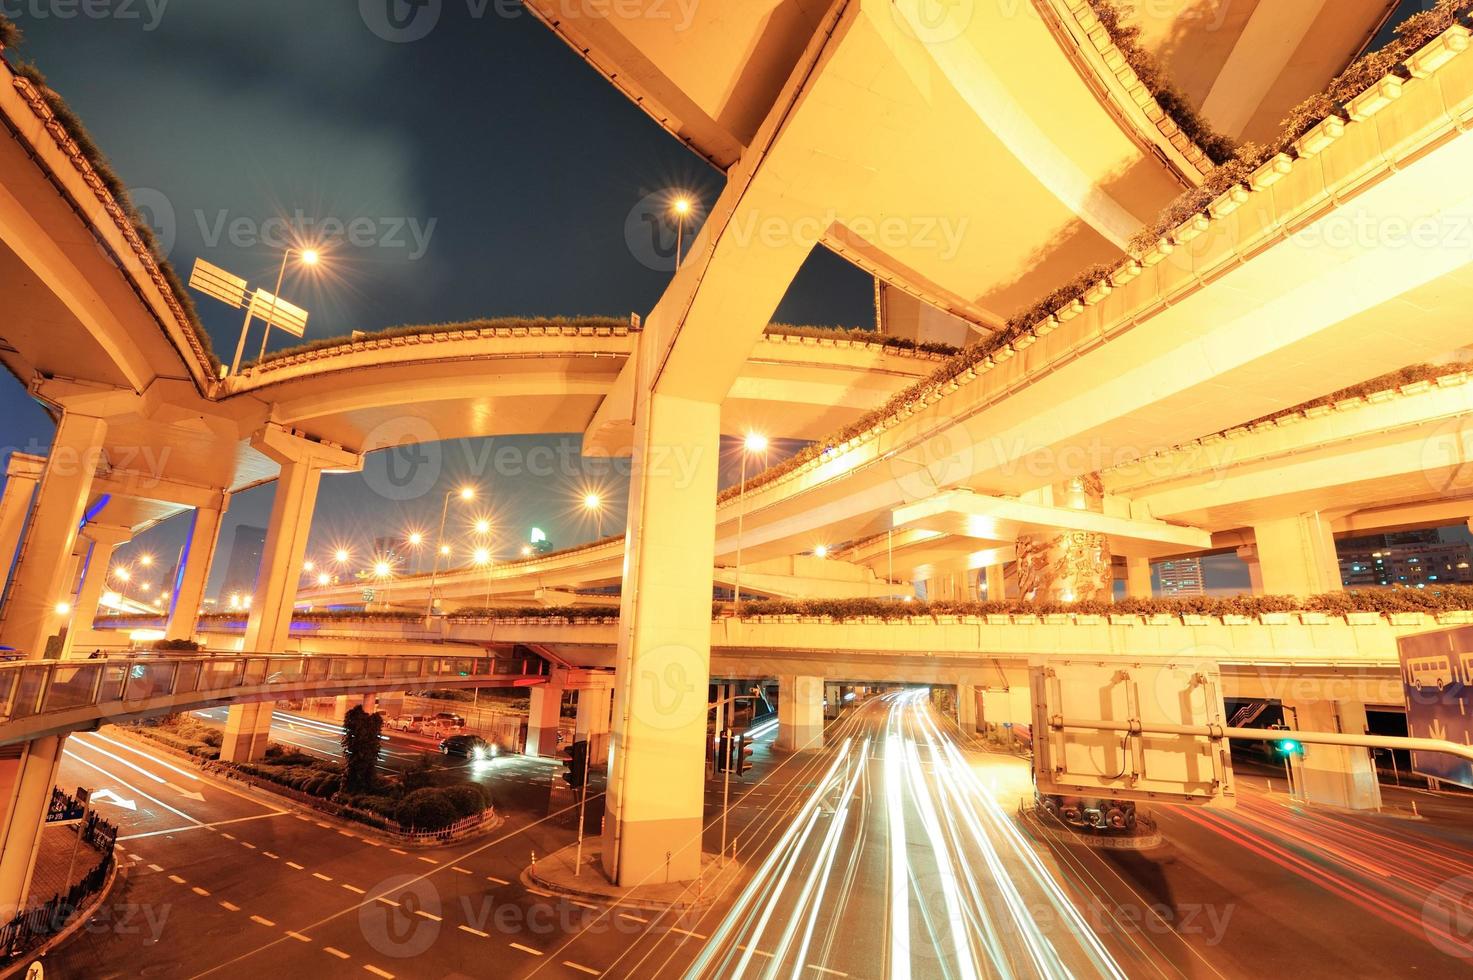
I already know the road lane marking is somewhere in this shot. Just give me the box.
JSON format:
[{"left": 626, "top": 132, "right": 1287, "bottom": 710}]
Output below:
[
  {"left": 191, "top": 887, "right": 210, "bottom": 897},
  {"left": 417, "top": 857, "right": 439, "bottom": 865},
  {"left": 287, "top": 862, "right": 305, "bottom": 870},
  {"left": 390, "top": 848, "right": 407, "bottom": 855},
  {"left": 250, "top": 915, "right": 275, "bottom": 927},
  {"left": 338, "top": 830, "right": 356, "bottom": 838},
  {"left": 220, "top": 833, "right": 236, "bottom": 840},
  {"left": 312, "top": 873, "right": 333, "bottom": 882},
  {"left": 486, "top": 876, "right": 509, "bottom": 885},
  {"left": 414, "top": 910, "right": 441, "bottom": 922},
  {"left": 264, "top": 852, "right": 279, "bottom": 859},
  {"left": 241, "top": 841, "right": 256, "bottom": 849},
  {"left": 563, "top": 963, "right": 600, "bottom": 976},
  {"left": 361, "top": 838, "right": 381, "bottom": 847},
  {"left": 342, "top": 884, "right": 366, "bottom": 894},
  {"left": 121, "top": 812, "right": 288, "bottom": 841},
  {"left": 167, "top": 875, "right": 186, "bottom": 884},
  {"left": 63, "top": 751, "right": 201, "bottom": 826},
  {"left": 324, "top": 947, "right": 350, "bottom": 959},
  {"left": 287, "top": 932, "right": 312, "bottom": 942},
  {"left": 569, "top": 900, "right": 598, "bottom": 911},
  {"left": 808, "top": 968, "right": 846, "bottom": 977},
  {"left": 364, "top": 967, "right": 394, "bottom": 979},
  {"left": 375, "top": 897, "right": 400, "bottom": 908},
  {"left": 458, "top": 925, "right": 489, "bottom": 937},
  {"left": 147, "top": 864, "right": 163, "bottom": 873},
  {"left": 669, "top": 927, "right": 707, "bottom": 939},
  {"left": 451, "top": 866, "right": 471, "bottom": 874},
  {"left": 510, "top": 943, "right": 543, "bottom": 956},
  {"left": 618, "top": 913, "right": 647, "bottom": 924},
  {"left": 220, "top": 901, "right": 240, "bottom": 912}
]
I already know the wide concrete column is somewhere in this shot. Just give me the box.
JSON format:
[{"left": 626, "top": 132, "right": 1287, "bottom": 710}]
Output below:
[
  {"left": 777, "top": 674, "right": 825, "bottom": 752},
  {"left": 61, "top": 523, "right": 131, "bottom": 658},
  {"left": 983, "top": 564, "right": 1006, "bottom": 600},
  {"left": 575, "top": 684, "right": 614, "bottom": 770},
  {"left": 1016, "top": 530, "right": 1112, "bottom": 602},
  {"left": 1286, "top": 700, "right": 1381, "bottom": 810},
  {"left": 0, "top": 414, "right": 107, "bottom": 658},
  {"left": 526, "top": 683, "right": 564, "bottom": 758},
  {"left": 0, "top": 735, "right": 66, "bottom": 915},
  {"left": 1236, "top": 544, "right": 1265, "bottom": 595},
  {"left": 1252, "top": 514, "right": 1342, "bottom": 596},
  {"left": 1124, "top": 557, "right": 1153, "bottom": 599},
  {"left": 166, "top": 497, "right": 227, "bottom": 642},
  {"left": 219, "top": 702, "right": 274, "bottom": 764},
  {"left": 602, "top": 392, "right": 721, "bottom": 887},
  {"left": 0, "top": 453, "right": 44, "bottom": 604},
  {"left": 957, "top": 683, "right": 978, "bottom": 733}
]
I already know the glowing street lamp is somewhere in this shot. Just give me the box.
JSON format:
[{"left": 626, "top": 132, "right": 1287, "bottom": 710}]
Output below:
[
  {"left": 472, "top": 546, "right": 494, "bottom": 609},
  {"left": 334, "top": 548, "right": 351, "bottom": 565},
  {"left": 316, "top": 573, "right": 331, "bottom": 587},
  {"left": 112, "top": 566, "right": 132, "bottom": 602},
  {"left": 138, "top": 554, "right": 154, "bottom": 568},
  {"left": 814, "top": 544, "right": 829, "bottom": 559},
  {"left": 473, "top": 517, "right": 492, "bottom": 537},
  {"left": 671, "top": 194, "right": 695, "bottom": 272},
  {"left": 189, "top": 246, "right": 323, "bottom": 377},
  {"left": 303, "top": 560, "right": 316, "bottom": 573},
  {"left": 372, "top": 558, "right": 395, "bottom": 611},
  {"left": 428, "top": 485, "right": 478, "bottom": 618},
  {"left": 733, "top": 432, "right": 768, "bottom": 616},
  {"left": 583, "top": 492, "right": 604, "bottom": 539}
]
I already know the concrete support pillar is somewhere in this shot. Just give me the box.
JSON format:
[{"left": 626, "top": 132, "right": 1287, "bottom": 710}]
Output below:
[
  {"left": 1016, "top": 530, "right": 1112, "bottom": 603},
  {"left": 220, "top": 702, "right": 274, "bottom": 763},
  {"left": 777, "top": 674, "right": 825, "bottom": 752},
  {"left": 0, "top": 735, "right": 66, "bottom": 916},
  {"left": 575, "top": 685, "right": 614, "bottom": 770},
  {"left": 0, "top": 453, "right": 44, "bottom": 604},
  {"left": 1285, "top": 700, "right": 1381, "bottom": 810},
  {"left": 1252, "top": 514, "right": 1342, "bottom": 596},
  {"left": 61, "top": 524, "right": 131, "bottom": 658},
  {"left": 333, "top": 694, "right": 376, "bottom": 719},
  {"left": 1236, "top": 544, "right": 1265, "bottom": 595},
  {"left": 602, "top": 392, "right": 720, "bottom": 887},
  {"left": 166, "top": 498, "right": 227, "bottom": 642},
  {"left": 984, "top": 563, "right": 1006, "bottom": 600},
  {"left": 527, "top": 684, "right": 563, "bottom": 758},
  {"left": 0, "top": 414, "right": 107, "bottom": 658},
  {"left": 1125, "top": 556, "right": 1153, "bottom": 600},
  {"left": 956, "top": 683, "right": 979, "bottom": 732}
]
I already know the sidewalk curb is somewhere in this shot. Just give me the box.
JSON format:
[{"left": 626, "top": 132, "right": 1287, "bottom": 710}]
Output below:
[{"left": 0, "top": 851, "right": 122, "bottom": 979}]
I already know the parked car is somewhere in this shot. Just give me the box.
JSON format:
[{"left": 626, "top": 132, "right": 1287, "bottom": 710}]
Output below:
[
  {"left": 440, "top": 734, "right": 494, "bottom": 759},
  {"left": 432, "top": 712, "right": 466, "bottom": 728},
  {"left": 387, "top": 714, "right": 434, "bottom": 733}
]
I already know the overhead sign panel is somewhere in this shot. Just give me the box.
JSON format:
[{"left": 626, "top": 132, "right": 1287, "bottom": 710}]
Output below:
[
  {"left": 1397, "top": 626, "right": 1473, "bottom": 789},
  {"left": 188, "top": 258, "right": 248, "bottom": 309},
  {"left": 248, "top": 289, "right": 310, "bottom": 338}
]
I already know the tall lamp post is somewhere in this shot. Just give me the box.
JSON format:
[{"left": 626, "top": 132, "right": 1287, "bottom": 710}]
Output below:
[
  {"left": 373, "top": 559, "right": 395, "bottom": 611},
  {"left": 732, "top": 433, "right": 767, "bottom": 616},
  {"left": 252, "top": 247, "right": 320, "bottom": 365},
  {"left": 472, "top": 546, "right": 494, "bottom": 611},
  {"left": 427, "top": 486, "right": 476, "bottom": 618}
]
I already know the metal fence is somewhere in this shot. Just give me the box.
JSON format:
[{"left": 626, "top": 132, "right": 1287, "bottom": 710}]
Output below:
[{"left": 0, "top": 804, "right": 117, "bottom": 964}]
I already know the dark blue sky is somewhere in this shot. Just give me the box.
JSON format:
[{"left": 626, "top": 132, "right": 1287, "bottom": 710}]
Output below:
[{"left": 0, "top": 0, "right": 872, "bottom": 598}]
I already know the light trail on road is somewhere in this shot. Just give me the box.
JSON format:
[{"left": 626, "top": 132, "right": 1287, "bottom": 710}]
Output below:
[{"left": 685, "top": 691, "right": 1131, "bottom": 979}]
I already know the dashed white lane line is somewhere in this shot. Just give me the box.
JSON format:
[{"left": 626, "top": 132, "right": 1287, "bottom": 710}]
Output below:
[
  {"left": 250, "top": 915, "right": 276, "bottom": 927},
  {"left": 416, "top": 856, "right": 439, "bottom": 865},
  {"left": 338, "top": 830, "right": 356, "bottom": 838},
  {"left": 669, "top": 927, "right": 707, "bottom": 939},
  {"left": 390, "top": 848, "right": 407, "bottom": 855},
  {"left": 563, "top": 962, "right": 600, "bottom": 976},
  {"left": 451, "top": 866, "right": 471, "bottom": 875},
  {"left": 618, "top": 912, "right": 648, "bottom": 924},
  {"left": 220, "top": 832, "right": 236, "bottom": 840},
  {"left": 286, "top": 861, "right": 305, "bottom": 870},
  {"left": 286, "top": 932, "right": 312, "bottom": 943},
  {"left": 148, "top": 864, "right": 164, "bottom": 873},
  {"left": 241, "top": 841, "right": 256, "bottom": 849},
  {"left": 458, "top": 925, "right": 489, "bottom": 937},
  {"left": 263, "top": 852, "right": 280, "bottom": 859},
  {"left": 375, "top": 897, "right": 400, "bottom": 908},
  {"left": 220, "top": 901, "right": 240, "bottom": 912},
  {"left": 570, "top": 900, "right": 598, "bottom": 911},
  {"left": 364, "top": 966, "right": 394, "bottom": 978},
  {"left": 191, "top": 886, "right": 210, "bottom": 897},
  {"left": 808, "top": 968, "right": 847, "bottom": 977},
  {"left": 510, "top": 943, "right": 543, "bottom": 956},
  {"left": 312, "top": 872, "right": 333, "bottom": 882},
  {"left": 167, "top": 875, "right": 186, "bottom": 885},
  {"left": 486, "top": 875, "right": 510, "bottom": 886},
  {"left": 323, "top": 947, "right": 350, "bottom": 960},
  {"left": 414, "top": 910, "right": 442, "bottom": 922},
  {"left": 361, "top": 838, "right": 381, "bottom": 847},
  {"left": 342, "top": 884, "right": 366, "bottom": 895},
  {"left": 314, "top": 822, "right": 332, "bottom": 829}
]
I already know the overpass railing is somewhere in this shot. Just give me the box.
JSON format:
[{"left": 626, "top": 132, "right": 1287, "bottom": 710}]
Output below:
[{"left": 0, "top": 651, "right": 541, "bottom": 729}]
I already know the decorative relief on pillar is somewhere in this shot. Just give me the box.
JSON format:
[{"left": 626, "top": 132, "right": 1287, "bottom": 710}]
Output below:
[{"left": 1016, "top": 531, "right": 1113, "bottom": 602}]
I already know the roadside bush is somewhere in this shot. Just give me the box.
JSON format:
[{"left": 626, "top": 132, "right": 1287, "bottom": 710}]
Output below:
[
  {"left": 395, "top": 788, "right": 458, "bottom": 831},
  {"left": 440, "top": 784, "right": 491, "bottom": 820}
]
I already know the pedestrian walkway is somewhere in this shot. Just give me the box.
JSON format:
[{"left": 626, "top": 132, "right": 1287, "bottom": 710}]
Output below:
[{"left": 26, "top": 824, "right": 105, "bottom": 906}]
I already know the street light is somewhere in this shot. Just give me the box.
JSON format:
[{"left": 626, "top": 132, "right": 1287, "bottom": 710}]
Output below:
[
  {"left": 189, "top": 249, "right": 322, "bottom": 377},
  {"left": 334, "top": 548, "right": 351, "bottom": 565},
  {"left": 672, "top": 194, "right": 694, "bottom": 271},
  {"left": 373, "top": 559, "right": 394, "bottom": 611},
  {"left": 472, "top": 546, "right": 494, "bottom": 610},
  {"left": 405, "top": 531, "right": 425, "bottom": 574},
  {"left": 316, "top": 573, "right": 331, "bottom": 587},
  {"left": 138, "top": 554, "right": 154, "bottom": 568},
  {"left": 473, "top": 517, "right": 492, "bottom": 537},
  {"left": 428, "top": 486, "right": 478, "bottom": 618},
  {"left": 733, "top": 432, "right": 768, "bottom": 616},
  {"left": 814, "top": 544, "right": 828, "bottom": 559},
  {"left": 583, "top": 493, "right": 604, "bottom": 539},
  {"left": 112, "top": 566, "right": 132, "bottom": 602}
]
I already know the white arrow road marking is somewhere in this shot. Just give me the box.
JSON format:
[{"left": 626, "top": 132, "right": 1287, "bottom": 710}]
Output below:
[
  {"left": 63, "top": 751, "right": 200, "bottom": 825},
  {"left": 90, "top": 789, "right": 137, "bottom": 811},
  {"left": 166, "top": 781, "right": 206, "bottom": 802}
]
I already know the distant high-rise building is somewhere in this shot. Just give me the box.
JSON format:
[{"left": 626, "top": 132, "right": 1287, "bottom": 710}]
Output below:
[
  {"left": 1338, "top": 529, "right": 1473, "bottom": 588},
  {"left": 1158, "top": 558, "right": 1205, "bottom": 597},
  {"left": 220, "top": 525, "right": 266, "bottom": 605}
]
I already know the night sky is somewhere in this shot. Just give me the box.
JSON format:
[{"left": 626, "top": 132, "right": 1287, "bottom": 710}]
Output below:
[
  {"left": 0, "top": 0, "right": 872, "bottom": 599},
  {"left": 0, "top": 0, "right": 1440, "bottom": 600}
]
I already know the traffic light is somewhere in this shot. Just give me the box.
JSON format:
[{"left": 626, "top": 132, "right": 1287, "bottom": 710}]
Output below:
[
  {"left": 561, "top": 739, "right": 589, "bottom": 789},
  {"left": 715, "top": 730, "right": 732, "bottom": 773},
  {"left": 1275, "top": 738, "right": 1304, "bottom": 757},
  {"left": 734, "top": 732, "right": 753, "bottom": 775}
]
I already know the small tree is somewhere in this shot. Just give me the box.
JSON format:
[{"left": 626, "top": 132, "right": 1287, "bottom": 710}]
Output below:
[{"left": 341, "top": 705, "right": 383, "bottom": 792}]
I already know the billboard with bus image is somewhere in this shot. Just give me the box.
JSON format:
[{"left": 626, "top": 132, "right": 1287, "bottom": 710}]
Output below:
[{"left": 1397, "top": 626, "right": 1473, "bottom": 789}]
